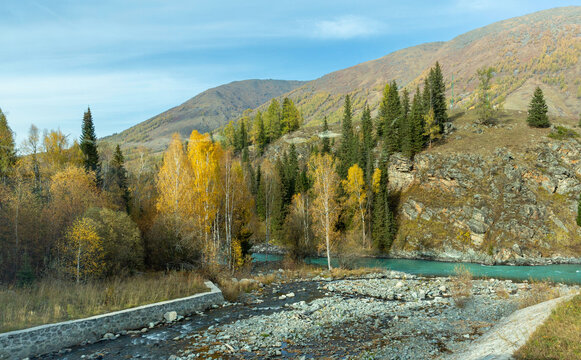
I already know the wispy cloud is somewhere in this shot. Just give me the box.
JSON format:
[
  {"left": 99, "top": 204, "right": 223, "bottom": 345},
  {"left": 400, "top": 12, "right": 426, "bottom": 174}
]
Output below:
[{"left": 312, "top": 16, "right": 384, "bottom": 39}]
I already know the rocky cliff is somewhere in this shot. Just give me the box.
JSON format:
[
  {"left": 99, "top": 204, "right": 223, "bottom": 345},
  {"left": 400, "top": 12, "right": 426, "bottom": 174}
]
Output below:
[{"left": 389, "top": 135, "right": 581, "bottom": 265}]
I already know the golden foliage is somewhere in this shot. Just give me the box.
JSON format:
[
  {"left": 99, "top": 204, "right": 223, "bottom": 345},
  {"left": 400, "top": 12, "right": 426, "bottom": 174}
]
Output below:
[
  {"left": 61, "top": 217, "right": 104, "bottom": 283},
  {"left": 309, "top": 153, "right": 341, "bottom": 270},
  {"left": 342, "top": 164, "right": 368, "bottom": 247}
]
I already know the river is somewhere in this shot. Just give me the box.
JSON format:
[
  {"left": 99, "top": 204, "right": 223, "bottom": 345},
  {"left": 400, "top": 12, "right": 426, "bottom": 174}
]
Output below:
[{"left": 252, "top": 254, "right": 581, "bottom": 284}]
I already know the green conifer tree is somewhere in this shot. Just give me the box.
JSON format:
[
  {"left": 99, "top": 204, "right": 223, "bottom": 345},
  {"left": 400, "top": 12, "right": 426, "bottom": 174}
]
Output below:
[
  {"left": 372, "top": 163, "right": 396, "bottom": 252},
  {"left": 577, "top": 194, "right": 581, "bottom": 227},
  {"left": 400, "top": 89, "right": 412, "bottom": 158},
  {"left": 0, "top": 108, "right": 15, "bottom": 180},
  {"left": 321, "top": 117, "right": 331, "bottom": 154},
  {"left": 359, "top": 105, "right": 374, "bottom": 179},
  {"left": 110, "top": 144, "right": 130, "bottom": 212},
  {"left": 410, "top": 88, "right": 426, "bottom": 155},
  {"left": 257, "top": 112, "right": 267, "bottom": 155},
  {"left": 382, "top": 81, "right": 402, "bottom": 157},
  {"left": 527, "top": 87, "right": 550, "bottom": 128},
  {"left": 337, "top": 95, "right": 357, "bottom": 178},
  {"left": 265, "top": 99, "right": 282, "bottom": 142},
  {"left": 429, "top": 62, "right": 447, "bottom": 131},
  {"left": 80, "top": 107, "right": 102, "bottom": 186},
  {"left": 281, "top": 97, "right": 301, "bottom": 134}
]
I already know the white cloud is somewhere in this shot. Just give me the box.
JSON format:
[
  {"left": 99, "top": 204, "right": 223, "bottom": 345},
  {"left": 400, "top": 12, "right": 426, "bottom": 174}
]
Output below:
[{"left": 313, "top": 16, "right": 383, "bottom": 39}]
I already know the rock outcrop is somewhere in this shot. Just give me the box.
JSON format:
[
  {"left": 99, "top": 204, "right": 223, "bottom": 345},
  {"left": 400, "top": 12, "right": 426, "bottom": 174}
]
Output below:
[{"left": 389, "top": 139, "right": 581, "bottom": 264}]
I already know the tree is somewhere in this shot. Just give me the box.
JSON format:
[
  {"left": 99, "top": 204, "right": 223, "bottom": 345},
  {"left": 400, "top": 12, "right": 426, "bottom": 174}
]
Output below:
[
  {"left": 186, "top": 130, "right": 222, "bottom": 264},
  {"left": 309, "top": 153, "right": 340, "bottom": 270},
  {"left": 410, "top": 88, "right": 425, "bottom": 156},
  {"left": 80, "top": 107, "right": 102, "bottom": 186},
  {"left": 61, "top": 217, "right": 104, "bottom": 283},
  {"left": 109, "top": 145, "right": 130, "bottom": 212},
  {"left": 359, "top": 105, "right": 374, "bottom": 179},
  {"left": 264, "top": 99, "right": 282, "bottom": 142},
  {"left": 476, "top": 67, "right": 496, "bottom": 125},
  {"left": 156, "top": 134, "right": 192, "bottom": 220},
  {"left": 577, "top": 194, "right": 581, "bottom": 227},
  {"left": 281, "top": 97, "right": 301, "bottom": 134},
  {"left": 321, "top": 117, "right": 331, "bottom": 154},
  {"left": 371, "top": 166, "right": 396, "bottom": 252},
  {"left": 381, "top": 81, "right": 402, "bottom": 157},
  {"left": 0, "top": 108, "right": 15, "bottom": 180},
  {"left": 337, "top": 95, "right": 357, "bottom": 179},
  {"left": 527, "top": 87, "right": 550, "bottom": 128},
  {"left": 423, "top": 108, "right": 441, "bottom": 149},
  {"left": 429, "top": 62, "right": 447, "bottom": 131},
  {"left": 84, "top": 207, "right": 143, "bottom": 276},
  {"left": 343, "top": 164, "right": 368, "bottom": 248},
  {"left": 22, "top": 125, "right": 41, "bottom": 191}
]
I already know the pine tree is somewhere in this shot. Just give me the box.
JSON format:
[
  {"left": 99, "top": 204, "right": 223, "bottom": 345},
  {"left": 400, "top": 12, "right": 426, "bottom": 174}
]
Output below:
[
  {"left": 422, "top": 77, "right": 431, "bottom": 115},
  {"left": 400, "top": 89, "right": 412, "bottom": 158},
  {"left": 0, "top": 108, "right": 16, "bottom": 180},
  {"left": 410, "top": 88, "right": 425, "bottom": 155},
  {"left": 337, "top": 95, "right": 357, "bottom": 179},
  {"left": 321, "top": 117, "right": 331, "bottom": 154},
  {"left": 527, "top": 87, "right": 550, "bottom": 128},
  {"left": 110, "top": 144, "right": 130, "bottom": 212},
  {"left": 382, "top": 81, "right": 402, "bottom": 158},
  {"left": 577, "top": 194, "right": 581, "bottom": 227},
  {"left": 371, "top": 165, "right": 396, "bottom": 252},
  {"left": 80, "top": 107, "right": 102, "bottom": 186},
  {"left": 359, "top": 105, "right": 374, "bottom": 179},
  {"left": 429, "top": 62, "right": 447, "bottom": 131}
]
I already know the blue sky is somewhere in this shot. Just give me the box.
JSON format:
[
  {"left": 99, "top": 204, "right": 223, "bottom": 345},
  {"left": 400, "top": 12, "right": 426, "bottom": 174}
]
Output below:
[{"left": 1, "top": 0, "right": 578, "bottom": 146}]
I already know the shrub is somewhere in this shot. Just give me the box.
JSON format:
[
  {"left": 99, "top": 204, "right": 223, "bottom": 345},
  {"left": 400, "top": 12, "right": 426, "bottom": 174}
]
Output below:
[{"left": 451, "top": 265, "right": 473, "bottom": 307}]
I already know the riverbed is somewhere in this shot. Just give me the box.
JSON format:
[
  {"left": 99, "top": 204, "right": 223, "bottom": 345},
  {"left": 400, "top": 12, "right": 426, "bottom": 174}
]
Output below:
[{"left": 36, "top": 267, "right": 579, "bottom": 360}]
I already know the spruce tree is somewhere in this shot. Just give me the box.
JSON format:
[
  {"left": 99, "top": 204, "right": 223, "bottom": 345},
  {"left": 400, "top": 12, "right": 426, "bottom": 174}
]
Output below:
[
  {"left": 257, "top": 113, "right": 267, "bottom": 155},
  {"left": 80, "top": 107, "right": 102, "bottom": 186},
  {"left": 337, "top": 95, "right": 356, "bottom": 178},
  {"left": 476, "top": 67, "right": 495, "bottom": 125},
  {"left": 577, "top": 194, "right": 581, "bottom": 227},
  {"left": 400, "top": 89, "right": 412, "bottom": 158},
  {"left": 422, "top": 77, "right": 431, "bottom": 115},
  {"left": 429, "top": 62, "right": 447, "bottom": 131},
  {"left": 410, "top": 88, "right": 426, "bottom": 155},
  {"left": 527, "top": 87, "right": 550, "bottom": 128},
  {"left": 359, "top": 105, "right": 374, "bottom": 179},
  {"left": 376, "top": 84, "right": 389, "bottom": 138},
  {"left": 382, "top": 81, "right": 402, "bottom": 158},
  {"left": 372, "top": 163, "right": 396, "bottom": 252},
  {"left": 110, "top": 144, "right": 130, "bottom": 212},
  {"left": 321, "top": 117, "right": 331, "bottom": 154},
  {"left": 281, "top": 97, "right": 300, "bottom": 134},
  {"left": 0, "top": 108, "right": 15, "bottom": 180}
]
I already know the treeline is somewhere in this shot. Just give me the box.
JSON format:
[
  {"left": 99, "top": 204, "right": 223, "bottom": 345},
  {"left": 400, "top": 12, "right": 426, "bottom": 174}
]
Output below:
[
  {"left": 0, "top": 108, "right": 154, "bottom": 284},
  {"left": 0, "top": 62, "right": 448, "bottom": 282},
  {"left": 216, "top": 62, "right": 448, "bottom": 268}
]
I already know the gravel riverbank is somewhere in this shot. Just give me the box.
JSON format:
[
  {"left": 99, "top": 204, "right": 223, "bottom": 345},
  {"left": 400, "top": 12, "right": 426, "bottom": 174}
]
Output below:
[{"left": 37, "top": 269, "right": 579, "bottom": 360}]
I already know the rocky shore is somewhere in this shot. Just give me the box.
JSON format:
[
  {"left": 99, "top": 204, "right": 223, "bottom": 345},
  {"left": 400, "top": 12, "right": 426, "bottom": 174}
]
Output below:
[{"left": 171, "top": 270, "right": 578, "bottom": 359}]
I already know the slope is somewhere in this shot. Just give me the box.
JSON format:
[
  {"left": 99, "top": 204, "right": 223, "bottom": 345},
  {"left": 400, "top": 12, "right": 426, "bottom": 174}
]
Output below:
[
  {"left": 104, "top": 79, "right": 305, "bottom": 152},
  {"left": 258, "top": 6, "right": 580, "bottom": 127}
]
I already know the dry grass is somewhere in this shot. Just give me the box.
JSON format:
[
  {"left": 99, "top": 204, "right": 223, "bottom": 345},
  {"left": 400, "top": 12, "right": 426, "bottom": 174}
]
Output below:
[
  {"left": 518, "top": 280, "right": 560, "bottom": 309},
  {"left": 450, "top": 265, "right": 473, "bottom": 308},
  {"left": 495, "top": 284, "right": 510, "bottom": 299},
  {"left": 514, "top": 294, "right": 581, "bottom": 360},
  {"left": 0, "top": 272, "right": 208, "bottom": 333}
]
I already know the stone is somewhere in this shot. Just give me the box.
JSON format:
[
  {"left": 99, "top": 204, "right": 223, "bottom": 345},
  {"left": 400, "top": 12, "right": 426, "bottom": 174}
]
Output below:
[
  {"left": 102, "top": 333, "right": 115, "bottom": 340},
  {"left": 286, "top": 292, "right": 295, "bottom": 298},
  {"left": 164, "top": 311, "right": 178, "bottom": 322}
]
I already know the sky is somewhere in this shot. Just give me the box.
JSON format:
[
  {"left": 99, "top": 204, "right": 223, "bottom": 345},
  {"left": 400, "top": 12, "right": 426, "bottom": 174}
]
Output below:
[{"left": 1, "top": 0, "right": 578, "bottom": 147}]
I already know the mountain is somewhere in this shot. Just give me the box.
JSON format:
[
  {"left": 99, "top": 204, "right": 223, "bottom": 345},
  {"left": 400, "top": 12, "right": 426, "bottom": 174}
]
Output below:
[
  {"left": 259, "top": 6, "right": 580, "bottom": 127},
  {"left": 104, "top": 79, "right": 305, "bottom": 152}
]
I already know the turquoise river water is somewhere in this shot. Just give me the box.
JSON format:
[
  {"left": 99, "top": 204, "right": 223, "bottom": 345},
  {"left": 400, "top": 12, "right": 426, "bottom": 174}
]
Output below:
[{"left": 252, "top": 254, "right": 581, "bottom": 284}]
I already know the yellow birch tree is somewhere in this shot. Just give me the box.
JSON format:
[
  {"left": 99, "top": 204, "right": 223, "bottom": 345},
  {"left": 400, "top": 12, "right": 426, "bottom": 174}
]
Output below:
[
  {"left": 309, "top": 153, "right": 340, "bottom": 270},
  {"left": 61, "top": 217, "right": 104, "bottom": 283},
  {"left": 342, "top": 164, "right": 368, "bottom": 248}
]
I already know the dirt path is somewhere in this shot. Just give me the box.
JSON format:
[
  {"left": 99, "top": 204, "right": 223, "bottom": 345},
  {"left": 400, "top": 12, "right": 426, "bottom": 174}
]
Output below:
[{"left": 442, "top": 294, "right": 576, "bottom": 360}]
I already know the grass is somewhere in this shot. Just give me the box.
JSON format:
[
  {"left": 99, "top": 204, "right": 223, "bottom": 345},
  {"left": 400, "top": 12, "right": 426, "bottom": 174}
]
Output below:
[
  {"left": 517, "top": 280, "right": 560, "bottom": 309},
  {"left": 0, "top": 271, "right": 208, "bottom": 333},
  {"left": 514, "top": 294, "right": 581, "bottom": 360},
  {"left": 547, "top": 125, "right": 579, "bottom": 140}
]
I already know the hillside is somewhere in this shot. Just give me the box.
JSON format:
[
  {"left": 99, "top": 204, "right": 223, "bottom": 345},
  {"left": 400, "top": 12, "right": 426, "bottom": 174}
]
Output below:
[
  {"left": 104, "top": 79, "right": 305, "bottom": 152},
  {"left": 257, "top": 6, "right": 580, "bottom": 127}
]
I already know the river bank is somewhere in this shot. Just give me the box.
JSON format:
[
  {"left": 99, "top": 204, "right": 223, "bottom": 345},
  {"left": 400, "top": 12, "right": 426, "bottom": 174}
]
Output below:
[
  {"left": 250, "top": 243, "right": 581, "bottom": 266},
  {"left": 37, "top": 265, "right": 580, "bottom": 360}
]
